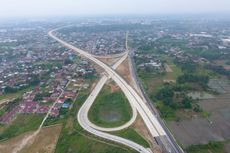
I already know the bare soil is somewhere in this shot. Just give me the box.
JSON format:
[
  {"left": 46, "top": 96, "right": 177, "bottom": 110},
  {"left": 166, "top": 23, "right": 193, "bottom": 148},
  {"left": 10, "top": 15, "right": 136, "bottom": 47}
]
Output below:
[
  {"left": 116, "top": 58, "right": 133, "bottom": 85},
  {"left": 164, "top": 64, "right": 173, "bottom": 72},
  {"left": 97, "top": 57, "right": 121, "bottom": 66},
  {"left": 106, "top": 82, "right": 120, "bottom": 93},
  {"left": 0, "top": 124, "right": 62, "bottom": 153},
  {"left": 0, "top": 131, "right": 32, "bottom": 153}
]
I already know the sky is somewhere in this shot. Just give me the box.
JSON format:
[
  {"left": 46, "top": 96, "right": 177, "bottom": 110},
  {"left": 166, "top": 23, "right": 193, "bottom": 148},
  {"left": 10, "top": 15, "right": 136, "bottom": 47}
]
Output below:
[{"left": 0, "top": 0, "right": 230, "bottom": 18}]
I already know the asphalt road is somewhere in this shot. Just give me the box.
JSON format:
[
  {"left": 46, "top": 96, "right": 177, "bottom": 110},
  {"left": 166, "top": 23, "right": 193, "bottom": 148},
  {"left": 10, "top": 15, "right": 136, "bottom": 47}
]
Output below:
[{"left": 129, "top": 49, "right": 184, "bottom": 153}]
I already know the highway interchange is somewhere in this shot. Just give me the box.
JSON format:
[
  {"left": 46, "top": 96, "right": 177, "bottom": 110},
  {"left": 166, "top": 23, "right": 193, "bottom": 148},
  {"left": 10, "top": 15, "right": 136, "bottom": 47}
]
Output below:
[
  {"left": 48, "top": 27, "right": 184, "bottom": 153},
  {"left": 80, "top": 52, "right": 138, "bottom": 132}
]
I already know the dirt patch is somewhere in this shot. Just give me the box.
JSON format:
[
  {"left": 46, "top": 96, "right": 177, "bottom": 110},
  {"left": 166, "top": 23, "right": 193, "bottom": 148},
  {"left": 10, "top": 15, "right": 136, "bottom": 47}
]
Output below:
[
  {"left": 165, "top": 64, "right": 173, "bottom": 72},
  {"left": 116, "top": 58, "right": 133, "bottom": 85},
  {"left": 133, "top": 115, "right": 162, "bottom": 153},
  {"left": 97, "top": 57, "right": 121, "bottom": 66},
  {"left": 20, "top": 125, "right": 62, "bottom": 153},
  {"left": 0, "top": 131, "right": 33, "bottom": 153},
  {"left": 0, "top": 124, "right": 62, "bottom": 153},
  {"left": 91, "top": 82, "right": 97, "bottom": 90},
  {"left": 106, "top": 81, "right": 120, "bottom": 93}
]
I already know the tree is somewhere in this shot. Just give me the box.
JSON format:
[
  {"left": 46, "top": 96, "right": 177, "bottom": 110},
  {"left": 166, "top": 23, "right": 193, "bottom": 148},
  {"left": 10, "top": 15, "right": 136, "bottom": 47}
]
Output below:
[
  {"left": 155, "top": 85, "right": 174, "bottom": 106},
  {"left": 182, "top": 97, "right": 192, "bottom": 109}
]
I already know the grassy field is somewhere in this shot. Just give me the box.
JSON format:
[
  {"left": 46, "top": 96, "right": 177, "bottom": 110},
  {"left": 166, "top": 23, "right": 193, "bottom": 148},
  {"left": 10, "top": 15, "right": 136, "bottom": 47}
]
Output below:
[
  {"left": 0, "top": 114, "right": 44, "bottom": 141},
  {"left": 186, "top": 141, "right": 226, "bottom": 153},
  {"left": 88, "top": 85, "right": 132, "bottom": 128},
  {"left": 155, "top": 101, "right": 176, "bottom": 121},
  {"left": 55, "top": 89, "right": 138, "bottom": 153},
  {"left": 114, "top": 128, "right": 150, "bottom": 148}
]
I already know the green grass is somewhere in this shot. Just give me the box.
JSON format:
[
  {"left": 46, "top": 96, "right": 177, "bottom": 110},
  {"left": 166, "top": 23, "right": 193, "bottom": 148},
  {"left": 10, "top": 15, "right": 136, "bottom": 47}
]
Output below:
[
  {"left": 43, "top": 117, "right": 65, "bottom": 127},
  {"left": 114, "top": 128, "right": 150, "bottom": 148},
  {"left": 202, "top": 111, "right": 210, "bottom": 118},
  {"left": 0, "top": 114, "right": 44, "bottom": 141},
  {"left": 186, "top": 141, "right": 226, "bottom": 153},
  {"left": 55, "top": 123, "right": 137, "bottom": 153},
  {"left": 156, "top": 101, "right": 176, "bottom": 121},
  {"left": 55, "top": 89, "right": 138, "bottom": 153},
  {"left": 88, "top": 85, "right": 132, "bottom": 128},
  {"left": 0, "top": 108, "right": 6, "bottom": 117}
]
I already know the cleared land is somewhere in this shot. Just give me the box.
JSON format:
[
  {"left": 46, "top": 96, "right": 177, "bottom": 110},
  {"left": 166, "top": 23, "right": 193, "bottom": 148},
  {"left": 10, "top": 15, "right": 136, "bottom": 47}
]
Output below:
[
  {"left": 165, "top": 64, "right": 173, "bottom": 72},
  {"left": 116, "top": 58, "right": 133, "bottom": 85},
  {"left": 98, "top": 56, "right": 122, "bottom": 66},
  {"left": 20, "top": 125, "right": 62, "bottom": 153},
  {"left": 88, "top": 84, "right": 132, "bottom": 128},
  {"left": 0, "top": 124, "right": 62, "bottom": 153}
]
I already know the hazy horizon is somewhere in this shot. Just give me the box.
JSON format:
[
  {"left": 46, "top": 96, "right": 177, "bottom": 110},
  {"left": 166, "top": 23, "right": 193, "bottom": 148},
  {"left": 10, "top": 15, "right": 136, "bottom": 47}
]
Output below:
[{"left": 0, "top": 0, "right": 230, "bottom": 18}]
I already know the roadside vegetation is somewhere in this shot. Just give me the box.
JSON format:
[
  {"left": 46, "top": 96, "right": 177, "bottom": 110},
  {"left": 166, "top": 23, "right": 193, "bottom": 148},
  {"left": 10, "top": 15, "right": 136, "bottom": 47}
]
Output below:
[
  {"left": 55, "top": 89, "right": 138, "bottom": 153},
  {"left": 113, "top": 128, "right": 150, "bottom": 148},
  {"left": 88, "top": 84, "right": 132, "bottom": 128}
]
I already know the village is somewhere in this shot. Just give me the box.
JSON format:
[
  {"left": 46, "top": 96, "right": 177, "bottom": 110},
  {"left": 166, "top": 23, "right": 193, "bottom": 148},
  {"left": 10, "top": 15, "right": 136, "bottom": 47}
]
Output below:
[
  {"left": 0, "top": 24, "right": 96, "bottom": 124},
  {"left": 56, "top": 27, "right": 126, "bottom": 55}
]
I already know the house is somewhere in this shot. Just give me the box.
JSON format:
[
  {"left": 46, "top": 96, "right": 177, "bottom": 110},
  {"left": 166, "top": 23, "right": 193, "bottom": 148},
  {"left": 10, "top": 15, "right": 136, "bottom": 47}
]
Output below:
[
  {"left": 20, "top": 101, "right": 38, "bottom": 113},
  {"left": 62, "top": 103, "right": 70, "bottom": 108},
  {"left": 36, "top": 105, "right": 50, "bottom": 114},
  {"left": 0, "top": 106, "right": 21, "bottom": 124}
]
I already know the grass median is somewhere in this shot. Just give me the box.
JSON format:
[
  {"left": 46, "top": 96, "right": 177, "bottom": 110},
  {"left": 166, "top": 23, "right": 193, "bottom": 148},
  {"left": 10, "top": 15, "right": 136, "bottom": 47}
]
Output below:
[{"left": 88, "top": 84, "right": 132, "bottom": 128}]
